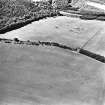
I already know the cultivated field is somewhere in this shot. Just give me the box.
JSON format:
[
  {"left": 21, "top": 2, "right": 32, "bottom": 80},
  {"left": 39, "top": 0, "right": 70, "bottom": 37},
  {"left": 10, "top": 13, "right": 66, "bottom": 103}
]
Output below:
[
  {"left": 0, "top": 43, "right": 104, "bottom": 105},
  {"left": 1, "top": 16, "right": 105, "bottom": 49}
]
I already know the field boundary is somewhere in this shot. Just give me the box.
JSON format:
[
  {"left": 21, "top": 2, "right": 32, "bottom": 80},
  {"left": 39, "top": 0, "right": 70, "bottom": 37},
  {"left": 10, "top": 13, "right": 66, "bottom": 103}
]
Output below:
[
  {"left": 0, "top": 38, "right": 105, "bottom": 63},
  {"left": 0, "top": 11, "right": 61, "bottom": 34},
  {"left": 59, "top": 10, "right": 105, "bottom": 21}
]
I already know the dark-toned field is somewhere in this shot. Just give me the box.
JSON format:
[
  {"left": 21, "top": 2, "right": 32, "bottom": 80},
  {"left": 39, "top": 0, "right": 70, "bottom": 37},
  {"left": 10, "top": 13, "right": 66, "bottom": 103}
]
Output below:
[{"left": 0, "top": 1, "right": 105, "bottom": 104}]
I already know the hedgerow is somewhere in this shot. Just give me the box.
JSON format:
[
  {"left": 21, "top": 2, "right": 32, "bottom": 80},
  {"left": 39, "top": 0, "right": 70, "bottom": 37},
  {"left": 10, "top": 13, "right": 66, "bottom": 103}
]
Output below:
[
  {"left": 0, "top": 0, "right": 59, "bottom": 33},
  {"left": 79, "top": 49, "right": 105, "bottom": 63},
  {"left": 0, "top": 37, "right": 104, "bottom": 63},
  {"left": 80, "top": 15, "right": 97, "bottom": 20}
]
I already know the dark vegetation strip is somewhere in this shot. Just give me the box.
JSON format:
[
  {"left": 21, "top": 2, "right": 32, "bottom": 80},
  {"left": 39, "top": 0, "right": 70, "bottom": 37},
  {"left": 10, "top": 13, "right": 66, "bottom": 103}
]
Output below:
[
  {"left": 0, "top": 0, "right": 61, "bottom": 34},
  {"left": 61, "top": 8, "right": 105, "bottom": 21},
  {"left": 0, "top": 38, "right": 76, "bottom": 51},
  {"left": 79, "top": 49, "right": 105, "bottom": 63},
  {"left": 0, "top": 11, "right": 60, "bottom": 34},
  {"left": 0, "top": 38, "right": 105, "bottom": 63},
  {"left": 79, "top": 15, "right": 105, "bottom": 21},
  {"left": 76, "top": 11, "right": 105, "bottom": 21}
]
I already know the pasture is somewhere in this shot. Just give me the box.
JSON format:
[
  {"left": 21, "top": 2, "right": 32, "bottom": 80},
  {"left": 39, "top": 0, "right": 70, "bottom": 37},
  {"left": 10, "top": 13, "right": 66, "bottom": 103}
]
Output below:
[{"left": 0, "top": 43, "right": 104, "bottom": 105}]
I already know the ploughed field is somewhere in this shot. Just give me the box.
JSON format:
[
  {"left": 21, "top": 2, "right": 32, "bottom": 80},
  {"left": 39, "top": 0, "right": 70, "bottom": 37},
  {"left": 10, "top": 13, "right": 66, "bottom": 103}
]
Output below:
[{"left": 0, "top": 43, "right": 105, "bottom": 105}]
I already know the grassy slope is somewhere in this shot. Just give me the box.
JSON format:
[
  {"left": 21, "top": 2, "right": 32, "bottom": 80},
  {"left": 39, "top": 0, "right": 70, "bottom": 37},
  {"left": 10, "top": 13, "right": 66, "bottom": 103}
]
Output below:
[{"left": 0, "top": 43, "right": 104, "bottom": 105}]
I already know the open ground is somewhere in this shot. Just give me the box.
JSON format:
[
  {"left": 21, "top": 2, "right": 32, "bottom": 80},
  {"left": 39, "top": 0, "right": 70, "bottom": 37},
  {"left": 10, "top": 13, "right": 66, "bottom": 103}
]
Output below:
[
  {"left": 0, "top": 3, "right": 105, "bottom": 105},
  {"left": 0, "top": 43, "right": 104, "bottom": 105}
]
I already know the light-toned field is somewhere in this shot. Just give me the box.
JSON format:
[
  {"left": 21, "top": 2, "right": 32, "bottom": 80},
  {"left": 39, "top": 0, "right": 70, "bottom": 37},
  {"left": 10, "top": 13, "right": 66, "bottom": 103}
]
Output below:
[
  {"left": 0, "top": 43, "right": 104, "bottom": 105},
  {"left": 1, "top": 16, "right": 105, "bottom": 49},
  {"left": 84, "top": 28, "right": 105, "bottom": 56}
]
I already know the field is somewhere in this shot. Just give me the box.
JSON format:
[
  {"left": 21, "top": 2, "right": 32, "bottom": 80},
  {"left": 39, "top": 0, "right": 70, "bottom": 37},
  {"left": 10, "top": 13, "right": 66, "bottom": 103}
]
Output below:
[
  {"left": 0, "top": 1, "right": 105, "bottom": 105},
  {"left": 1, "top": 16, "right": 105, "bottom": 49},
  {"left": 84, "top": 29, "right": 105, "bottom": 56},
  {"left": 0, "top": 42, "right": 104, "bottom": 105}
]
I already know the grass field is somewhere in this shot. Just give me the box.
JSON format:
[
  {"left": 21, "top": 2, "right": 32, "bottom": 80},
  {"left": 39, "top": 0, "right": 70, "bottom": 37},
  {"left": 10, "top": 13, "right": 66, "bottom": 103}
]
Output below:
[
  {"left": 0, "top": 1, "right": 105, "bottom": 105},
  {"left": 0, "top": 0, "right": 58, "bottom": 32},
  {"left": 0, "top": 43, "right": 104, "bottom": 105}
]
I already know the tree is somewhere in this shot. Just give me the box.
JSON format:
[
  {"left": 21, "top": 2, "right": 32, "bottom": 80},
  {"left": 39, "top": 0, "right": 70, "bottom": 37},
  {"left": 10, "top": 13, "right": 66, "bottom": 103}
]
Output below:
[
  {"left": 48, "top": 0, "right": 52, "bottom": 4},
  {"left": 14, "top": 38, "right": 19, "bottom": 42}
]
